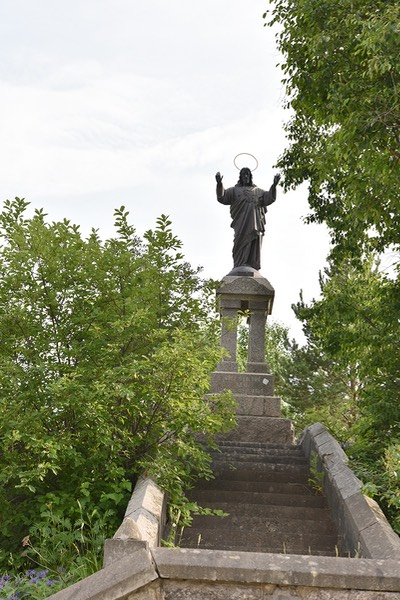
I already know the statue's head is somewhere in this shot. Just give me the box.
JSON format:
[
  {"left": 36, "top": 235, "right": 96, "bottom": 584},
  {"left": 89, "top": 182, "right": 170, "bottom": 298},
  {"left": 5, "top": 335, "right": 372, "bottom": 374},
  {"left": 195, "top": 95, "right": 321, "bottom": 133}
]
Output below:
[{"left": 238, "top": 167, "right": 253, "bottom": 186}]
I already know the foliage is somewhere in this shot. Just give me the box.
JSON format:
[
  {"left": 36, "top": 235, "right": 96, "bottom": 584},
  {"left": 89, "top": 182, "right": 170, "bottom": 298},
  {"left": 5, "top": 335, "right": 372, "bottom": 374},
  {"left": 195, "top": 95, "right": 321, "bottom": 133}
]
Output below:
[
  {"left": 308, "top": 452, "right": 324, "bottom": 495},
  {"left": 293, "top": 256, "right": 400, "bottom": 448},
  {"left": 264, "top": 0, "right": 400, "bottom": 259},
  {"left": 1, "top": 569, "right": 68, "bottom": 599},
  {"left": 0, "top": 499, "right": 109, "bottom": 598},
  {"left": 263, "top": 0, "right": 400, "bottom": 532},
  {"left": 352, "top": 440, "right": 400, "bottom": 534},
  {"left": 291, "top": 255, "right": 400, "bottom": 528},
  {"left": 0, "top": 198, "right": 235, "bottom": 571}
]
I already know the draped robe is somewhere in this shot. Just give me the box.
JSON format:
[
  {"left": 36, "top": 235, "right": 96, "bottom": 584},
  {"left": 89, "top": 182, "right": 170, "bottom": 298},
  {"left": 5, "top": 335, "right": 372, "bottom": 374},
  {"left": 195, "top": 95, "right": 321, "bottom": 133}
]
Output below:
[{"left": 217, "top": 183, "right": 277, "bottom": 270}]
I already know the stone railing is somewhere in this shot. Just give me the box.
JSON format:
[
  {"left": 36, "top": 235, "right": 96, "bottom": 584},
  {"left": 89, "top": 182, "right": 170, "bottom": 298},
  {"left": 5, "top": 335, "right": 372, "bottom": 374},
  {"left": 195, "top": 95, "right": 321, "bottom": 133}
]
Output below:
[
  {"left": 299, "top": 422, "right": 400, "bottom": 560},
  {"left": 47, "top": 428, "right": 400, "bottom": 599},
  {"left": 103, "top": 474, "right": 166, "bottom": 568}
]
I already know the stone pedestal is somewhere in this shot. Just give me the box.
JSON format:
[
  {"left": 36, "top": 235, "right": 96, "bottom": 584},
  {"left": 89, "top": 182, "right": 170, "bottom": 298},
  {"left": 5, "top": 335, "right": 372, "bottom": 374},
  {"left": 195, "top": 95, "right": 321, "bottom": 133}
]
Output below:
[
  {"left": 210, "top": 370, "right": 294, "bottom": 444},
  {"left": 212, "top": 273, "right": 294, "bottom": 444}
]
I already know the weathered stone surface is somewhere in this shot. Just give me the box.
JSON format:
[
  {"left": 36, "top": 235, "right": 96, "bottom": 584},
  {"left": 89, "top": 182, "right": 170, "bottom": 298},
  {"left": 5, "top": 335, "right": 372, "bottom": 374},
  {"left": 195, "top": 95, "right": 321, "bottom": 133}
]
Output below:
[
  {"left": 113, "top": 516, "right": 142, "bottom": 541},
  {"left": 161, "top": 581, "right": 400, "bottom": 599},
  {"left": 309, "top": 588, "right": 395, "bottom": 599},
  {"left": 234, "top": 394, "right": 281, "bottom": 417},
  {"left": 346, "top": 495, "right": 400, "bottom": 560},
  {"left": 127, "top": 580, "right": 163, "bottom": 599},
  {"left": 210, "top": 372, "right": 274, "bottom": 396},
  {"left": 104, "top": 538, "right": 148, "bottom": 568},
  {"left": 205, "top": 393, "right": 281, "bottom": 417},
  {"left": 247, "top": 361, "right": 271, "bottom": 373},
  {"left": 300, "top": 424, "right": 400, "bottom": 560},
  {"left": 217, "top": 274, "right": 275, "bottom": 301},
  {"left": 216, "top": 360, "right": 238, "bottom": 372},
  {"left": 163, "top": 580, "right": 264, "bottom": 599},
  {"left": 325, "top": 463, "right": 362, "bottom": 502},
  {"left": 125, "top": 476, "right": 164, "bottom": 520},
  {"left": 48, "top": 548, "right": 157, "bottom": 600},
  {"left": 128, "top": 507, "right": 160, "bottom": 547},
  {"left": 152, "top": 548, "right": 400, "bottom": 592},
  {"left": 122, "top": 475, "right": 165, "bottom": 547},
  {"left": 248, "top": 309, "right": 268, "bottom": 365},
  {"left": 217, "top": 415, "right": 294, "bottom": 444}
]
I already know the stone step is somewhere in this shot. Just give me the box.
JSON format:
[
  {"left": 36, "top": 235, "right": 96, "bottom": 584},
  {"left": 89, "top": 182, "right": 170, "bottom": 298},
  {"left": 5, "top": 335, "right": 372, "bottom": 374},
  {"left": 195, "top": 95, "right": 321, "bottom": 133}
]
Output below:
[
  {"left": 214, "top": 442, "right": 304, "bottom": 456},
  {"left": 216, "top": 441, "right": 300, "bottom": 450},
  {"left": 211, "top": 462, "right": 310, "bottom": 483},
  {"left": 210, "top": 452, "right": 308, "bottom": 465},
  {"left": 190, "top": 500, "right": 333, "bottom": 521},
  {"left": 180, "top": 528, "right": 339, "bottom": 555},
  {"left": 194, "top": 478, "right": 315, "bottom": 496},
  {"left": 189, "top": 513, "right": 337, "bottom": 535},
  {"left": 190, "top": 489, "right": 327, "bottom": 509},
  {"left": 178, "top": 541, "right": 339, "bottom": 557}
]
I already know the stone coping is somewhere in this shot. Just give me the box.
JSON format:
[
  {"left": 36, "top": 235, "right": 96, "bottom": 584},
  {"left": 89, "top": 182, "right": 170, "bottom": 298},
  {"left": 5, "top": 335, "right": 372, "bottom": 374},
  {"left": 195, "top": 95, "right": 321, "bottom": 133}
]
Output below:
[
  {"left": 47, "top": 424, "right": 400, "bottom": 599},
  {"left": 152, "top": 547, "right": 400, "bottom": 593},
  {"left": 48, "top": 546, "right": 400, "bottom": 599},
  {"left": 299, "top": 423, "right": 400, "bottom": 560},
  {"left": 47, "top": 546, "right": 158, "bottom": 600},
  {"left": 103, "top": 474, "right": 166, "bottom": 569}
]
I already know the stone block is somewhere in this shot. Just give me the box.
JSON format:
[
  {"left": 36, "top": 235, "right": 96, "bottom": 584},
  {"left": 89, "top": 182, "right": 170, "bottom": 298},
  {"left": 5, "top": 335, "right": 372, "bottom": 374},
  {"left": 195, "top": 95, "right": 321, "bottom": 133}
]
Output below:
[
  {"left": 48, "top": 548, "right": 157, "bottom": 600},
  {"left": 127, "top": 581, "right": 163, "bottom": 600},
  {"left": 104, "top": 538, "right": 148, "bottom": 568},
  {"left": 312, "top": 429, "right": 348, "bottom": 465},
  {"left": 121, "top": 475, "right": 166, "bottom": 547},
  {"left": 345, "top": 494, "right": 400, "bottom": 560},
  {"left": 216, "top": 360, "right": 238, "bottom": 372},
  {"left": 234, "top": 394, "right": 281, "bottom": 417},
  {"left": 125, "top": 476, "right": 164, "bottom": 520},
  {"left": 210, "top": 371, "right": 274, "bottom": 396},
  {"left": 128, "top": 508, "right": 160, "bottom": 547},
  {"left": 217, "top": 274, "right": 275, "bottom": 302},
  {"left": 217, "top": 416, "right": 294, "bottom": 444},
  {"left": 113, "top": 517, "right": 142, "bottom": 541},
  {"left": 299, "top": 423, "right": 400, "bottom": 561},
  {"left": 325, "top": 463, "right": 362, "bottom": 502},
  {"left": 152, "top": 548, "right": 400, "bottom": 592},
  {"left": 163, "top": 580, "right": 264, "bottom": 599}
]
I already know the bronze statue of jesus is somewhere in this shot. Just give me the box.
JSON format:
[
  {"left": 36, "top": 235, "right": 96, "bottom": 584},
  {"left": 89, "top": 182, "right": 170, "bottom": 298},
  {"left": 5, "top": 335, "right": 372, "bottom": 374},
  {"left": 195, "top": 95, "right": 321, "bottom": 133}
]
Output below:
[{"left": 216, "top": 168, "right": 280, "bottom": 271}]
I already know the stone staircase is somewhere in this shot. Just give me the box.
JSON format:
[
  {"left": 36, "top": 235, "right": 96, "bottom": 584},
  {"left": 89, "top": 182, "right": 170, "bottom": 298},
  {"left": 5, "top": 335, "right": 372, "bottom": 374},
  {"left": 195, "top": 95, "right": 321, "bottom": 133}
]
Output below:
[
  {"left": 180, "top": 440, "right": 341, "bottom": 556},
  {"left": 48, "top": 272, "right": 400, "bottom": 599}
]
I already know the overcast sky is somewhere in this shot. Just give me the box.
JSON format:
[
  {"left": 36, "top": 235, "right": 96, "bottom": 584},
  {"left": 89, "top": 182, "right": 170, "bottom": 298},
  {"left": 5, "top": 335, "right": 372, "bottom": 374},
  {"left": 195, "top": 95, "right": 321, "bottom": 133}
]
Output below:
[{"left": 0, "top": 0, "right": 330, "bottom": 342}]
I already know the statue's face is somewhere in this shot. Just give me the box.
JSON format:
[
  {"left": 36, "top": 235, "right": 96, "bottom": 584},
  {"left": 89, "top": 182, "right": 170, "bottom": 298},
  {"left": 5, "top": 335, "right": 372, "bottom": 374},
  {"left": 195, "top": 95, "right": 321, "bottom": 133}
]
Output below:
[{"left": 241, "top": 169, "right": 251, "bottom": 185}]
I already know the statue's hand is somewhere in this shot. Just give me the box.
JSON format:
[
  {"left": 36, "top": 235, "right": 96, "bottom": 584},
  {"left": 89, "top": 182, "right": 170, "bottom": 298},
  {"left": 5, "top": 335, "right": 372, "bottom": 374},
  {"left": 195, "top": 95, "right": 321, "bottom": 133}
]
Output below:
[
  {"left": 273, "top": 173, "right": 281, "bottom": 187},
  {"left": 215, "top": 172, "right": 223, "bottom": 184}
]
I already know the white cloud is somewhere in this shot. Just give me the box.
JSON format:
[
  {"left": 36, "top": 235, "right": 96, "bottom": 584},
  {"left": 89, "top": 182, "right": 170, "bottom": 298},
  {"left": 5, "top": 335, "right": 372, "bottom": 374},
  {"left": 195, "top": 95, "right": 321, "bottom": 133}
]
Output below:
[{"left": 0, "top": 0, "right": 329, "bottom": 342}]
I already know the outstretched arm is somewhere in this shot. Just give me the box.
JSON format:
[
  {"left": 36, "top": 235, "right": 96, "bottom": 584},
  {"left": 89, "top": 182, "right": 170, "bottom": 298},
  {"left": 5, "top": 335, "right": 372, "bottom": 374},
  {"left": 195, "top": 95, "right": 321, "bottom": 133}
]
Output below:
[
  {"left": 216, "top": 172, "right": 230, "bottom": 205},
  {"left": 262, "top": 173, "right": 281, "bottom": 207}
]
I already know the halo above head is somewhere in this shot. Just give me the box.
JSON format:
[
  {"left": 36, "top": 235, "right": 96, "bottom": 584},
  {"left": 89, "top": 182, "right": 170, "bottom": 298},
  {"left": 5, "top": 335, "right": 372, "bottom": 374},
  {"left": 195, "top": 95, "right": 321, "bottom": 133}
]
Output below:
[{"left": 234, "top": 153, "right": 259, "bottom": 172}]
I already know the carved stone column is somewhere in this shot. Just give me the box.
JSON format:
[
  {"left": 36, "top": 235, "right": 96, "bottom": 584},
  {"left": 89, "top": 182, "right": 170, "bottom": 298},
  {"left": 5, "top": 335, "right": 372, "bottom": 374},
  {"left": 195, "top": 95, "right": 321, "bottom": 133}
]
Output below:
[
  {"left": 247, "top": 301, "right": 269, "bottom": 373},
  {"left": 217, "top": 300, "right": 241, "bottom": 372},
  {"left": 216, "top": 273, "right": 274, "bottom": 374}
]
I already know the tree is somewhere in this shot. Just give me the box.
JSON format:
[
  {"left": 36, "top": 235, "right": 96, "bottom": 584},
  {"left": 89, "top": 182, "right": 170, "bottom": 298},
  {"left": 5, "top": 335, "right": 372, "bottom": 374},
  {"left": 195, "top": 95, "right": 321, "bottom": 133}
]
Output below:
[
  {"left": 0, "top": 198, "right": 235, "bottom": 569},
  {"left": 264, "top": 0, "right": 400, "bottom": 259},
  {"left": 263, "top": 0, "right": 400, "bottom": 531},
  {"left": 294, "top": 256, "right": 400, "bottom": 447},
  {"left": 292, "top": 256, "right": 400, "bottom": 530}
]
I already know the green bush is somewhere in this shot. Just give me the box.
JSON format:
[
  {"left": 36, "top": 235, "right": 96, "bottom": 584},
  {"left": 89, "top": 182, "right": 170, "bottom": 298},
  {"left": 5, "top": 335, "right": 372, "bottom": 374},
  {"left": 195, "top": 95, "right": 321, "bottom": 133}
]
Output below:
[{"left": 0, "top": 198, "right": 235, "bottom": 572}]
